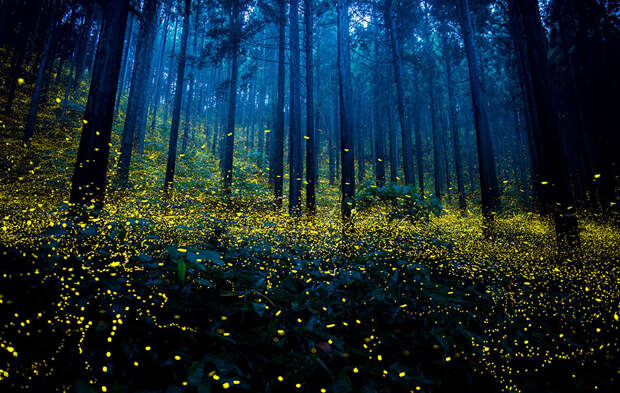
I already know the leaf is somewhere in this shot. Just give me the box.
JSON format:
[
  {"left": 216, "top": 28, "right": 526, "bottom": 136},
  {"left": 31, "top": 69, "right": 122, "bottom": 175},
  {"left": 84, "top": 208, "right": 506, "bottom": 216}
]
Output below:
[
  {"left": 177, "top": 259, "right": 187, "bottom": 283},
  {"left": 252, "top": 302, "right": 266, "bottom": 317},
  {"left": 195, "top": 278, "right": 215, "bottom": 288},
  {"left": 188, "top": 360, "right": 206, "bottom": 386}
]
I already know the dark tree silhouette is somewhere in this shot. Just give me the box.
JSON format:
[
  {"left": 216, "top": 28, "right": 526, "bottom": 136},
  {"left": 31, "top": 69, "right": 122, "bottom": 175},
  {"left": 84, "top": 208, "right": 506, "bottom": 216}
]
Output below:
[
  {"left": 164, "top": 0, "right": 191, "bottom": 192},
  {"left": 70, "top": 0, "right": 129, "bottom": 208}
]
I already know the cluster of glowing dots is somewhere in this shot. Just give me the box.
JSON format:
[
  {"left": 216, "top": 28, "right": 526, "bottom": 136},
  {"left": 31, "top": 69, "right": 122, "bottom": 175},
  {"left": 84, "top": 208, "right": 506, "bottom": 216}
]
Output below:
[{"left": 0, "top": 130, "right": 618, "bottom": 393}]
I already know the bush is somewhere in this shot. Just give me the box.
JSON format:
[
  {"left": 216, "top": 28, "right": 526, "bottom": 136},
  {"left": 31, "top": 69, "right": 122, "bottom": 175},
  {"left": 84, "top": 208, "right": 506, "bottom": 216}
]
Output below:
[{"left": 356, "top": 182, "right": 443, "bottom": 221}]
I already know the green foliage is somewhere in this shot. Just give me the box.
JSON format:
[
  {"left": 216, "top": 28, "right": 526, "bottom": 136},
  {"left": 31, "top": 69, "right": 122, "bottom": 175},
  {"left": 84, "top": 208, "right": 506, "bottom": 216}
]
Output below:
[{"left": 357, "top": 182, "right": 443, "bottom": 221}]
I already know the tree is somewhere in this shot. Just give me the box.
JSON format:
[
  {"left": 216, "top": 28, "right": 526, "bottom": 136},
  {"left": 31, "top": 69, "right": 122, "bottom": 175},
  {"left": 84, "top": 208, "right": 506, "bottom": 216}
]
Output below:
[
  {"left": 164, "top": 0, "right": 191, "bottom": 192},
  {"left": 70, "top": 0, "right": 129, "bottom": 208},
  {"left": 384, "top": 0, "right": 415, "bottom": 186},
  {"left": 23, "top": 2, "right": 58, "bottom": 143},
  {"left": 442, "top": 31, "right": 466, "bottom": 211},
  {"left": 371, "top": 23, "right": 385, "bottom": 187},
  {"left": 288, "top": 0, "right": 303, "bottom": 216},
  {"left": 337, "top": 0, "right": 354, "bottom": 221},
  {"left": 270, "top": 0, "right": 286, "bottom": 208},
  {"left": 304, "top": 0, "right": 317, "bottom": 215},
  {"left": 222, "top": 0, "right": 242, "bottom": 193},
  {"left": 457, "top": 0, "right": 500, "bottom": 233},
  {"left": 117, "top": 0, "right": 159, "bottom": 186},
  {"left": 507, "top": 0, "right": 580, "bottom": 249}
]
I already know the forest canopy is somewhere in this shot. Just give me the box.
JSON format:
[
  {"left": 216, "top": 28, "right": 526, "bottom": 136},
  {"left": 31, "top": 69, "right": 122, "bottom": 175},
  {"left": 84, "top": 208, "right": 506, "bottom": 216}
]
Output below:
[{"left": 0, "top": 0, "right": 618, "bottom": 392}]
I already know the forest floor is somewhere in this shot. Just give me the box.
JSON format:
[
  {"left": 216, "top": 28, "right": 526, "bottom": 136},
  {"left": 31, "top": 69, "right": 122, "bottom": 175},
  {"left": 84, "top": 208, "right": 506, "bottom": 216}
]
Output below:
[{"left": 0, "top": 101, "right": 619, "bottom": 393}]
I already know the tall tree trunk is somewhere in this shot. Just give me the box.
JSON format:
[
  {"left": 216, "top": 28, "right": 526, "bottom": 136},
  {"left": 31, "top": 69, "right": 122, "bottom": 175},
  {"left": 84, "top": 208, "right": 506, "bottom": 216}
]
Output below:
[
  {"left": 62, "top": 3, "right": 94, "bottom": 115},
  {"left": 256, "top": 41, "right": 267, "bottom": 164},
  {"left": 3, "top": 25, "right": 29, "bottom": 114},
  {"left": 70, "top": 0, "right": 129, "bottom": 208},
  {"left": 117, "top": 0, "right": 159, "bottom": 186},
  {"left": 164, "top": 0, "right": 191, "bottom": 191},
  {"left": 115, "top": 16, "right": 135, "bottom": 113},
  {"left": 328, "top": 82, "right": 336, "bottom": 186},
  {"left": 182, "top": 14, "right": 200, "bottom": 155},
  {"left": 429, "top": 72, "right": 443, "bottom": 199},
  {"left": 412, "top": 71, "right": 425, "bottom": 195},
  {"left": 222, "top": 0, "right": 240, "bottom": 193},
  {"left": 147, "top": 12, "right": 170, "bottom": 136},
  {"left": 23, "top": 3, "right": 57, "bottom": 143},
  {"left": 337, "top": 0, "right": 355, "bottom": 221},
  {"left": 384, "top": 0, "right": 415, "bottom": 186},
  {"left": 304, "top": 0, "right": 316, "bottom": 215},
  {"left": 387, "top": 105, "right": 398, "bottom": 183},
  {"left": 444, "top": 38, "right": 466, "bottom": 210},
  {"left": 508, "top": 0, "right": 580, "bottom": 249},
  {"left": 372, "top": 51, "right": 386, "bottom": 187},
  {"left": 457, "top": 0, "right": 501, "bottom": 233},
  {"left": 271, "top": 0, "right": 286, "bottom": 208},
  {"left": 288, "top": 0, "right": 303, "bottom": 216},
  {"left": 181, "top": 77, "right": 195, "bottom": 154},
  {"left": 163, "top": 17, "right": 181, "bottom": 129}
]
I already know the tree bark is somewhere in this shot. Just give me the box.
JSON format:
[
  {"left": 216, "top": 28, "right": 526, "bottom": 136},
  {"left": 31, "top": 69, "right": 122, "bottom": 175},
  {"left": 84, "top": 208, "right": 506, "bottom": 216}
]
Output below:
[
  {"left": 372, "top": 44, "right": 386, "bottom": 187},
  {"left": 443, "top": 35, "right": 466, "bottom": 210},
  {"left": 384, "top": 0, "right": 415, "bottom": 186},
  {"left": 222, "top": 0, "right": 241, "bottom": 193},
  {"left": 304, "top": 0, "right": 316, "bottom": 215},
  {"left": 23, "top": 3, "right": 57, "bottom": 143},
  {"left": 70, "top": 0, "right": 129, "bottom": 208},
  {"left": 117, "top": 0, "right": 159, "bottom": 186},
  {"left": 457, "top": 0, "right": 501, "bottom": 233},
  {"left": 271, "top": 0, "right": 286, "bottom": 208},
  {"left": 287, "top": 0, "right": 303, "bottom": 216},
  {"left": 337, "top": 0, "right": 355, "bottom": 221},
  {"left": 163, "top": 0, "right": 191, "bottom": 192},
  {"left": 508, "top": 0, "right": 580, "bottom": 249}
]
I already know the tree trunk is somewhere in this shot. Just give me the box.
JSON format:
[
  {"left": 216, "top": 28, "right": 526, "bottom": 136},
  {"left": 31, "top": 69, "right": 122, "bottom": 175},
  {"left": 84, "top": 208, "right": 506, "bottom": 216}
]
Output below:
[
  {"left": 372, "top": 56, "right": 386, "bottom": 187},
  {"left": 222, "top": 0, "right": 241, "bottom": 193},
  {"left": 271, "top": 0, "right": 286, "bottom": 208},
  {"left": 457, "top": 0, "right": 501, "bottom": 233},
  {"left": 328, "top": 83, "right": 336, "bottom": 186},
  {"left": 163, "top": 0, "right": 191, "bottom": 191},
  {"left": 429, "top": 72, "right": 443, "bottom": 199},
  {"left": 115, "top": 16, "right": 135, "bottom": 113},
  {"left": 117, "top": 0, "right": 159, "bottom": 186},
  {"left": 384, "top": 0, "right": 415, "bottom": 186},
  {"left": 337, "top": 0, "right": 355, "bottom": 221},
  {"left": 508, "top": 0, "right": 580, "bottom": 249},
  {"left": 23, "top": 3, "right": 57, "bottom": 143},
  {"left": 412, "top": 71, "right": 425, "bottom": 195},
  {"left": 144, "top": 13, "right": 170, "bottom": 150},
  {"left": 387, "top": 105, "right": 398, "bottom": 183},
  {"left": 70, "top": 0, "right": 129, "bottom": 208},
  {"left": 62, "top": 3, "right": 94, "bottom": 115},
  {"left": 443, "top": 37, "right": 466, "bottom": 210},
  {"left": 304, "top": 0, "right": 316, "bottom": 215},
  {"left": 288, "top": 0, "right": 303, "bottom": 216}
]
